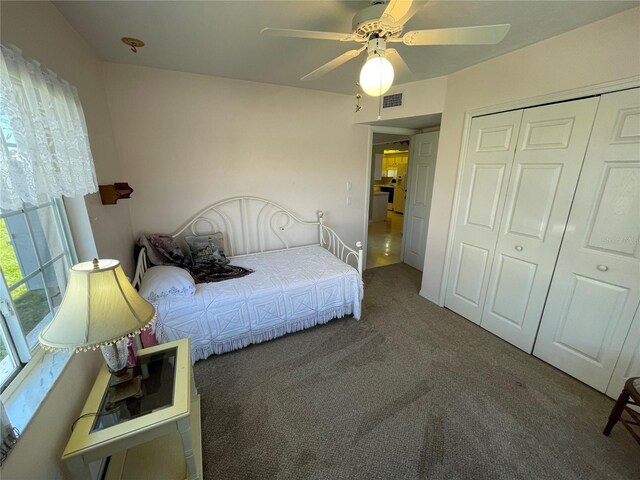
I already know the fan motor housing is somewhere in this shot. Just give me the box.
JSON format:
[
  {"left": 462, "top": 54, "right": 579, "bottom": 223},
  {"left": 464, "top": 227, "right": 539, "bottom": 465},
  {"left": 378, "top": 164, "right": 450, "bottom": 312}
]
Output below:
[{"left": 352, "top": 4, "right": 402, "bottom": 38}]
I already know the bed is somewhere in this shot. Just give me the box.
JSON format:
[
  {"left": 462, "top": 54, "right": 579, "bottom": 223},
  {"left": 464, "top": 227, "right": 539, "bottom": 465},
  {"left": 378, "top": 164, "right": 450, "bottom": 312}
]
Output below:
[{"left": 132, "top": 196, "right": 364, "bottom": 363}]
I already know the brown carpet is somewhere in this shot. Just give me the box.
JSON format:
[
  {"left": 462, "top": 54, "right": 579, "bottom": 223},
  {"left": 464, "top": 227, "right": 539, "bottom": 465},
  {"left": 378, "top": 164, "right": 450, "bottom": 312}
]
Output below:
[{"left": 194, "top": 263, "right": 640, "bottom": 479}]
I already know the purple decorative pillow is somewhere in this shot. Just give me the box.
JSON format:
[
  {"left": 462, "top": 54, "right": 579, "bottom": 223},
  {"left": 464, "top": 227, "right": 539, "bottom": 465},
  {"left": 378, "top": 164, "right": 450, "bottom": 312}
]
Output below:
[{"left": 146, "top": 234, "right": 187, "bottom": 266}]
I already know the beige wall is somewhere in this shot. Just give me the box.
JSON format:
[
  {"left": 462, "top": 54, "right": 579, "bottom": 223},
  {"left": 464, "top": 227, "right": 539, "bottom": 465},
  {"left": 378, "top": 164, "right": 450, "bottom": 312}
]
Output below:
[
  {"left": 354, "top": 76, "right": 447, "bottom": 124},
  {"left": 103, "top": 63, "right": 370, "bottom": 249},
  {"left": 1, "top": 0, "right": 135, "bottom": 275},
  {"left": 1, "top": 350, "right": 102, "bottom": 480},
  {"left": 421, "top": 7, "right": 640, "bottom": 303},
  {"left": 0, "top": 2, "right": 124, "bottom": 477}
]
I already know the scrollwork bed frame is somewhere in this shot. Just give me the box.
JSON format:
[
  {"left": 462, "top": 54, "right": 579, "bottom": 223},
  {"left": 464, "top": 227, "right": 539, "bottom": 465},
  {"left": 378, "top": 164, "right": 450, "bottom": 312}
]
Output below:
[{"left": 132, "top": 196, "right": 363, "bottom": 287}]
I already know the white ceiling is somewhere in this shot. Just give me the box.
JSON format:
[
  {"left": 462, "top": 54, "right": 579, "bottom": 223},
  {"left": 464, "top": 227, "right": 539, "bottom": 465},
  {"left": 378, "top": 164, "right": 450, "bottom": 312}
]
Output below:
[{"left": 53, "top": 1, "right": 638, "bottom": 95}]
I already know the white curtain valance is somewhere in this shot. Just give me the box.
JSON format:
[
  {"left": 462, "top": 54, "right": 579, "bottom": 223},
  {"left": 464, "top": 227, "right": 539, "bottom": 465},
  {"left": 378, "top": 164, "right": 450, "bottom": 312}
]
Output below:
[{"left": 0, "top": 43, "right": 98, "bottom": 211}]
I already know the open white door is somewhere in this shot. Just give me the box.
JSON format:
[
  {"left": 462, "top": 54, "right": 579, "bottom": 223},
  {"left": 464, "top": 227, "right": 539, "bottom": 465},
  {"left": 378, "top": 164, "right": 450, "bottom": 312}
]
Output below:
[{"left": 402, "top": 131, "right": 439, "bottom": 271}]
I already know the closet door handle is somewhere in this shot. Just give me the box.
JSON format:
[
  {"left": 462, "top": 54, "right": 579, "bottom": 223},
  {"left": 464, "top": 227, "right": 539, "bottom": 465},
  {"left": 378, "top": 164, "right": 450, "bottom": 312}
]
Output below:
[
  {"left": 597, "top": 264, "right": 609, "bottom": 272},
  {"left": 514, "top": 245, "right": 523, "bottom": 252}
]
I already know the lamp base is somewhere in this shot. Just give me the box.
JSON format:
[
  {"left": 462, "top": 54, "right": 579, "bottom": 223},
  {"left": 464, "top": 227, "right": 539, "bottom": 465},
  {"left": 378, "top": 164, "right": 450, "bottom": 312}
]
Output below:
[
  {"left": 106, "top": 370, "right": 143, "bottom": 410},
  {"left": 101, "top": 339, "right": 130, "bottom": 375}
]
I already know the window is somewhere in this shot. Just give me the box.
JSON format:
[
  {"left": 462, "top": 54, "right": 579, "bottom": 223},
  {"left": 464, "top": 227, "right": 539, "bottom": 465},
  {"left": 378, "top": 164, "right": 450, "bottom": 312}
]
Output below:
[
  {"left": 0, "top": 198, "right": 76, "bottom": 390},
  {"left": 1, "top": 43, "right": 97, "bottom": 394},
  {"left": 0, "top": 43, "right": 97, "bottom": 453}
]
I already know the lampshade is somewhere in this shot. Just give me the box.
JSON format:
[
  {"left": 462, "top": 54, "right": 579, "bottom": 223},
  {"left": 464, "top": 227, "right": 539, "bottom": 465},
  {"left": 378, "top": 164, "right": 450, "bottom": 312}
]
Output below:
[
  {"left": 39, "top": 259, "right": 155, "bottom": 352},
  {"left": 359, "top": 55, "right": 394, "bottom": 97}
]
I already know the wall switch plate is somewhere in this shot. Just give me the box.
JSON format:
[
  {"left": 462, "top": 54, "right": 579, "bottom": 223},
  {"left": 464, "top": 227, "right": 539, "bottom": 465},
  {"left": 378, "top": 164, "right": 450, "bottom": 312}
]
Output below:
[
  {"left": 346, "top": 181, "right": 352, "bottom": 191},
  {"left": 346, "top": 196, "right": 352, "bottom": 206}
]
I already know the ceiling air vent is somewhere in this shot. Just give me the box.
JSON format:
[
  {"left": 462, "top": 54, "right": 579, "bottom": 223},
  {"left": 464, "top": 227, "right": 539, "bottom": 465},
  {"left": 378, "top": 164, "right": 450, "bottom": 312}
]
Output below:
[{"left": 382, "top": 92, "right": 403, "bottom": 109}]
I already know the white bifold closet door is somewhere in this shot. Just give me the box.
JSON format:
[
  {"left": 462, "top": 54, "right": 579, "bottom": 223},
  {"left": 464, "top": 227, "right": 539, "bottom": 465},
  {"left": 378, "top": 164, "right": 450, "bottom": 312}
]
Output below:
[
  {"left": 533, "top": 88, "right": 640, "bottom": 392},
  {"left": 479, "top": 98, "right": 599, "bottom": 352},
  {"left": 444, "top": 110, "right": 523, "bottom": 323}
]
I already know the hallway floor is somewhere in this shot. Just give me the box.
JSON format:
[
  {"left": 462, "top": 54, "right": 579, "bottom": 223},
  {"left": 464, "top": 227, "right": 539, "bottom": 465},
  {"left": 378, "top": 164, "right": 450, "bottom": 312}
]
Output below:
[{"left": 366, "top": 210, "right": 404, "bottom": 268}]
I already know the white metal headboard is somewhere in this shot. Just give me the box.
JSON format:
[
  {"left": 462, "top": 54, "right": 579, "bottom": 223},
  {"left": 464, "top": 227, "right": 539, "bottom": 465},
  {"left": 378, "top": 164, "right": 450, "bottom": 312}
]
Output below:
[{"left": 133, "top": 196, "right": 362, "bottom": 288}]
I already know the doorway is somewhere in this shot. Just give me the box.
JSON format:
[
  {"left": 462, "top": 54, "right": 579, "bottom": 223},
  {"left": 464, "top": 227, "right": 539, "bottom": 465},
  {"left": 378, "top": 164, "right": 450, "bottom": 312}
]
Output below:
[
  {"left": 364, "top": 119, "right": 441, "bottom": 272},
  {"left": 367, "top": 134, "right": 410, "bottom": 268}
]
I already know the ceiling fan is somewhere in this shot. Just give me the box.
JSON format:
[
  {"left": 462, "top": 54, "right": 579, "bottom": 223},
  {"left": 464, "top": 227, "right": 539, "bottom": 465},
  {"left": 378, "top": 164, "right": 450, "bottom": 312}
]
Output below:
[{"left": 261, "top": 0, "right": 510, "bottom": 96}]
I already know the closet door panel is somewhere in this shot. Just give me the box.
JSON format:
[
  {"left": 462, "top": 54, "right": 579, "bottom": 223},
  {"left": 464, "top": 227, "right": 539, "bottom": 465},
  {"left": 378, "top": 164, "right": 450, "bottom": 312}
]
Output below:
[
  {"left": 465, "top": 164, "right": 506, "bottom": 229},
  {"left": 489, "top": 255, "right": 537, "bottom": 327},
  {"left": 552, "top": 276, "right": 629, "bottom": 358},
  {"left": 481, "top": 97, "right": 600, "bottom": 352},
  {"left": 445, "top": 111, "right": 523, "bottom": 323},
  {"left": 505, "top": 164, "right": 562, "bottom": 239},
  {"left": 453, "top": 243, "right": 490, "bottom": 307},
  {"left": 534, "top": 88, "right": 640, "bottom": 392}
]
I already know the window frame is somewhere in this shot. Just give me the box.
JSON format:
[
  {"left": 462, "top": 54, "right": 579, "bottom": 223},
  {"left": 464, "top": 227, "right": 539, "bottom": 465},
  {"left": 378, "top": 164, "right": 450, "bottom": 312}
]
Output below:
[{"left": 0, "top": 197, "right": 77, "bottom": 392}]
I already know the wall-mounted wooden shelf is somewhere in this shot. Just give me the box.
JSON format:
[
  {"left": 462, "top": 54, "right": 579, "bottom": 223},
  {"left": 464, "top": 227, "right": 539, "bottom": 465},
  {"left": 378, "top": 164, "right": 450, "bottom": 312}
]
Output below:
[{"left": 99, "top": 183, "right": 134, "bottom": 205}]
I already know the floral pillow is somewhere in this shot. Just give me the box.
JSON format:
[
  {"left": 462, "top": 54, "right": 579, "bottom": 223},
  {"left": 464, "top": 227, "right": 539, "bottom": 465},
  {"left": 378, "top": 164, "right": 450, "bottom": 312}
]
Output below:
[
  {"left": 184, "top": 233, "right": 230, "bottom": 267},
  {"left": 138, "top": 266, "right": 196, "bottom": 302}
]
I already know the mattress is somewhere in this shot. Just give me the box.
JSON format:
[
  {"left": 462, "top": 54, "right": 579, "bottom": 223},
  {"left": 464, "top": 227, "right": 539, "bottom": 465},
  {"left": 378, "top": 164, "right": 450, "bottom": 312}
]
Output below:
[{"left": 147, "top": 245, "right": 363, "bottom": 363}]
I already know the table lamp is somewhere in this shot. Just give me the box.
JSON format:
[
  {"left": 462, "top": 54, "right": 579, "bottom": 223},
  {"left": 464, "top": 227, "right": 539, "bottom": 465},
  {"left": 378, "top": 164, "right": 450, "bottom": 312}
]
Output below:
[{"left": 39, "top": 258, "right": 155, "bottom": 377}]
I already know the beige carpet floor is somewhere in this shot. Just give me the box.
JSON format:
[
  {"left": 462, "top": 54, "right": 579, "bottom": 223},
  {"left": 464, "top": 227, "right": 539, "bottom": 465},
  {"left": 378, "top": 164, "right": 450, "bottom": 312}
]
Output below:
[{"left": 194, "top": 263, "right": 640, "bottom": 479}]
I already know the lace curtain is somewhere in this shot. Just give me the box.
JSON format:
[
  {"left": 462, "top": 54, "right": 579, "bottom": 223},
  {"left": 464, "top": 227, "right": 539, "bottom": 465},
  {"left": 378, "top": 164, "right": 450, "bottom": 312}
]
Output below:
[{"left": 0, "top": 43, "right": 98, "bottom": 211}]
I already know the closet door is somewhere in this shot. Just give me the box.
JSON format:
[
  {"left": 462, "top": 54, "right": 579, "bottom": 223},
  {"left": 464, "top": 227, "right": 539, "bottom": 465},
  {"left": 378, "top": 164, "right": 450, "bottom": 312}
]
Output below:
[
  {"left": 480, "top": 98, "right": 600, "bottom": 352},
  {"left": 533, "top": 88, "right": 640, "bottom": 392},
  {"left": 445, "top": 111, "right": 523, "bottom": 323}
]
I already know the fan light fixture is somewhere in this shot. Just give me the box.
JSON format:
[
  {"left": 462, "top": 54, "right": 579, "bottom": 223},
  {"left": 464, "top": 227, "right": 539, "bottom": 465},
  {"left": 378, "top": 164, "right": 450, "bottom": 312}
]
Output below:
[
  {"left": 359, "top": 37, "right": 394, "bottom": 97},
  {"left": 261, "top": 0, "right": 512, "bottom": 100},
  {"left": 360, "top": 54, "right": 394, "bottom": 97}
]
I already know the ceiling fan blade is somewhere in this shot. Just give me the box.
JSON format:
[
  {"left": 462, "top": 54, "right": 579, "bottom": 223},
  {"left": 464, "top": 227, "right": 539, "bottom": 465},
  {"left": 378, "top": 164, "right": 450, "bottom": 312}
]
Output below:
[
  {"left": 402, "top": 24, "right": 511, "bottom": 46},
  {"left": 379, "top": 1, "right": 428, "bottom": 31},
  {"left": 386, "top": 48, "right": 412, "bottom": 79},
  {"left": 300, "top": 47, "right": 366, "bottom": 81},
  {"left": 261, "top": 28, "right": 356, "bottom": 42}
]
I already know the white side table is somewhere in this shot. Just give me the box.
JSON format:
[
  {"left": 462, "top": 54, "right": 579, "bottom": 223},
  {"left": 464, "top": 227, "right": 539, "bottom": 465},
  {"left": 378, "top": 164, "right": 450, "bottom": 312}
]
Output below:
[{"left": 62, "top": 338, "right": 202, "bottom": 480}]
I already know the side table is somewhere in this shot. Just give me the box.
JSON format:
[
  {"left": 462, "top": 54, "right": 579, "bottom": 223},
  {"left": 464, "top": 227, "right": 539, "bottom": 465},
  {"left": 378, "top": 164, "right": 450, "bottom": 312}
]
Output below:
[{"left": 62, "top": 338, "right": 202, "bottom": 479}]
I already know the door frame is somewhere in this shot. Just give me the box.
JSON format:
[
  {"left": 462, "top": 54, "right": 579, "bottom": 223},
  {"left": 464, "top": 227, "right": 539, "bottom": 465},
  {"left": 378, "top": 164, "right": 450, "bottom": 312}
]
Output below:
[
  {"left": 438, "top": 76, "right": 640, "bottom": 306},
  {"left": 362, "top": 126, "right": 419, "bottom": 271}
]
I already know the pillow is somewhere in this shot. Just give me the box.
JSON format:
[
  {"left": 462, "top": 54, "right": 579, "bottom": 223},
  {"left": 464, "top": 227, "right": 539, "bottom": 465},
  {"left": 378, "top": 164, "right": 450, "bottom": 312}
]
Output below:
[
  {"left": 139, "top": 266, "right": 196, "bottom": 302},
  {"left": 184, "top": 233, "right": 230, "bottom": 267},
  {"left": 146, "top": 234, "right": 187, "bottom": 265},
  {"left": 137, "top": 235, "right": 168, "bottom": 266}
]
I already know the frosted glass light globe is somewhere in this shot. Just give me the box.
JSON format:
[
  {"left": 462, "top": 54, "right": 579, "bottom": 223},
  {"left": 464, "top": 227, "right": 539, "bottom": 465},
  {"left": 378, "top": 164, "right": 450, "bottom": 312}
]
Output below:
[{"left": 359, "top": 55, "right": 394, "bottom": 97}]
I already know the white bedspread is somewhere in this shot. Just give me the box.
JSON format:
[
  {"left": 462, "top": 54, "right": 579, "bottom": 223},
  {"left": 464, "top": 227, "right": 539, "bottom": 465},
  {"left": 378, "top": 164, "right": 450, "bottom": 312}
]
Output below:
[{"left": 147, "top": 246, "right": 363, "bottom": 363}]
